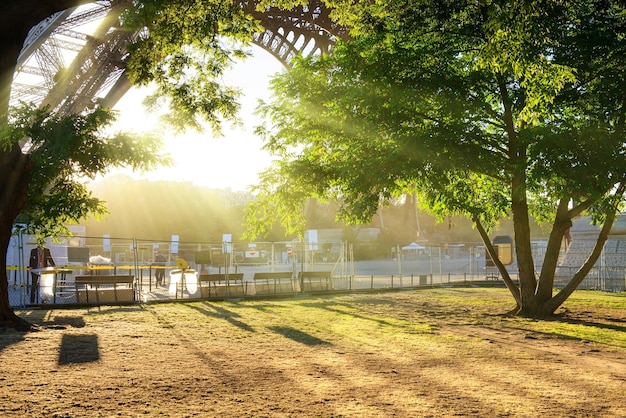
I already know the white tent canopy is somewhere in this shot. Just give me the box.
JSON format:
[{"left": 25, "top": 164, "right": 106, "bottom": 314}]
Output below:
[{"left": 402, "top": 242, "right": 426, "bottom": 251}]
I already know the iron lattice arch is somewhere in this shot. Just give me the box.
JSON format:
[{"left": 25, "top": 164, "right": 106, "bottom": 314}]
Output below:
[
  {"left": 241, "top": 0, "right": 347, "bottom": 65},
  {"left": 11, "top": 0, "right": 347, "bottom": 116}
]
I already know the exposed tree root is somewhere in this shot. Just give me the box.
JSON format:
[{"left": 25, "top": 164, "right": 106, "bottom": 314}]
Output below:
[{"left": 0, "top": 311, "right": 37, "bottom": 332}]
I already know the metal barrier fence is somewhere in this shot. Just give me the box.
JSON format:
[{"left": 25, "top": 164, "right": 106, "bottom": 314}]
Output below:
[
  {"left": 7, "top": 267, "right": 494, "bottom": 307},
  {"left": 6, "top": 235, "right": 624, "bottom": 307},
  {"left": 554, "top": 266, "right": 626, "bottom": 292}
]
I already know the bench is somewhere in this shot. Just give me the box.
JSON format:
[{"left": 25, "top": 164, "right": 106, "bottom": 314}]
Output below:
[
  {"left": 298, "top": 271, "right": 333, "bottom": 292},
  {"left": 253, "top": 271, "right": 295, "bottom": 295},
  {"left": 75, "top": 275, "right": 135, "bottom": 304},
  {"left": 198, "top": 273, "right": 245, "bottom": 298}
]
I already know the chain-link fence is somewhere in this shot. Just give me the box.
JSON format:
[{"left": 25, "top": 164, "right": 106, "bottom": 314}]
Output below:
[
  {"left": 7, "top": 233, "right": 624, "bottom": 307},
  {"left": 8, "top": 235, "right": 354, "bottom": 307}
]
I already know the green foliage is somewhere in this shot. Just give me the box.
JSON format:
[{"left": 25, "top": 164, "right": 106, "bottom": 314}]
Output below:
[
  {"left": 245, "top": 0, "right": 626, "bottom": 315},
  {"left": 120, "top": 0, "right": 261, "bottom": 134},
  {"left": 4, "top": 104, "right": 167, "bottom": 238},
  {"left": 244, "top": 166, "right": 309, "bottom": 239},
  {"left": 250, "top": 0, "right": 626, "bottom": 239}
]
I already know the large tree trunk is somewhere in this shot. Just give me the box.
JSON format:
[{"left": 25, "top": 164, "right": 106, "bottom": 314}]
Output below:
[
  {"left": 0, "top": 144, "right": 33, "bottom": 330},
  {"left": 535, "top": 198, "right": 572, "bottom": 305},
  {"left": 536, "top": 197, "right": 597, "bottom": 307},
  {"left": 497, "top": 71, "right": 539, "bottom": 316},
  {"left": 473, "top": 216, "right": 521, "bottom": 307},
  {"left": 511, "top": 171, "right": 538, "bottom": 317}
]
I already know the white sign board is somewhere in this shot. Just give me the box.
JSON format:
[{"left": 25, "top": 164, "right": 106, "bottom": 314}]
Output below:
[
  {"left": 171, "top": 235, "right": 179, "bottom": 254},
  {"left": 222, "top": 234, "right": 232, "bottom": 253}
]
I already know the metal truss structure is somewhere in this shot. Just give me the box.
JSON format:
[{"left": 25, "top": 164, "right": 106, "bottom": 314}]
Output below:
[
  {"left": 241, "top": 0, "right": 347, "bottom": 65},
  {"left": 10, "top": 0, "right": 346, "bottom": 116}
]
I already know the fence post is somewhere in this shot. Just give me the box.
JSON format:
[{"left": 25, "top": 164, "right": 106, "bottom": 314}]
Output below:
[
  {"left": 439, "top": 246, "right": 443, "bottom": 283},
  {"left": 469, "top": 245, "right": 473, "bottom": 279},
  {"left": 397, "top": 244, "right": 402, "bottom": 283},
  {"left": 132, "top": 237, "right": 140, "bottom": 293},
  {"left": 350, "top": 244, "right": 355, "bottom": 290}
]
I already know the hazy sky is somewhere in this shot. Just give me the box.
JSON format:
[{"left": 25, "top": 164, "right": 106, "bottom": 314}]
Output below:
[{"left": 105, "top": 45, "right": 285, "bottom": 191}]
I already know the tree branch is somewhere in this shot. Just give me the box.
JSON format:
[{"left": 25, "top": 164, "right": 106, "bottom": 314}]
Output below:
[
  {"left": 536, "top": 197, "right": 571, "bottom": 302},
  {"left": 473, "top": 215, "right": 521, "bottom": 307},
  {"left": 567, "top": 197, "right": 598, "bottom": 219}
]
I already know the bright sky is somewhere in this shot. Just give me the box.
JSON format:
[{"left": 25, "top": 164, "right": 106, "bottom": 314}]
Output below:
[{"left": 104, "top": 46, "right": 285, "bottom": 191}]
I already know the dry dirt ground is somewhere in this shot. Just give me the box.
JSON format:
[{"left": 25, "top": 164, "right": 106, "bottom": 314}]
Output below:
[{"left": 1, "top": 288, "right": 625, "bottom": 417}]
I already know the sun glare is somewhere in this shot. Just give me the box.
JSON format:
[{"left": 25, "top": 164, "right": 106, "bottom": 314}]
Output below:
[{"left": 102, "top": 46, "right": 284, "bottom": 191}]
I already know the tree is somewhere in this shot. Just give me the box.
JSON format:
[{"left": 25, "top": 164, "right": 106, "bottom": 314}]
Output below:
[
  {"left": 0, "top": 104, "right": 166, "bottom": 329},
  {"left": 248, "top": 0, "right": 626, "bottom": 317},
  {"left": 0, "top": 0, "right": 257, "bottom": 329}
]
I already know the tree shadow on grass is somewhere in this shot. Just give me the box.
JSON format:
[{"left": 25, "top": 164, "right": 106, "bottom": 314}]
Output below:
[
  {"left": 268, "top": 326, "right": 330, "bottom": 346},
  {"left": 185, "top": 302, "right": 255, "bottom": 333},
  {"left": 39, "top": 315, "right": 86, "bottom": 329},
  {"left": 85, "top": 306, "right": 145, "bottom": 315},
  {"left": 58, "top": 334, "right": 99, "bottom": 365},
  {"left": 300, "top": 300, "right": 398, "bottom": 328},
  {"left": 0, "top": 328, "right": 25, "bottom": 354},
  {"left": 548, "top": 313, "right": 626, "bottom": 334}
]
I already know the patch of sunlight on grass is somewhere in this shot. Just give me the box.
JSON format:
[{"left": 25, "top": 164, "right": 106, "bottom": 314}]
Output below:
[
  {"left": 34, "top": 287, "right": 625, "bottom": 351},
  {"left": 565, "top": 290, "right": 626, "bottom": 309},
  {"left": 523, "top": 320, "right": 626, "bottom": 349},
  {"left": 414, "top": 288, "right": 515, "bottom": 316}
]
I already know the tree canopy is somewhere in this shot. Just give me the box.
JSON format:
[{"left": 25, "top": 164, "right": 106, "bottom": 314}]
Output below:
[
  {"left": 0, "top": 102, "right": 166, "bottom": 329},
  {"left": 119, "top": 0, "right": 260, "bottom": 133},
  {"left": 3, "top": 104, "right": 165, "bottom": 234},
  {"left": 248, "top": 0, "right": 626, "bottom": 316}
]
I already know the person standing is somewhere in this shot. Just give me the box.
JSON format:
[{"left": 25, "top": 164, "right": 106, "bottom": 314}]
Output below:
[
  {"left": 154, "top": 252, "right": 166, "bottom": 287},
  {"left": 28, "top": 244, "right": 55, "bottom": 303}
]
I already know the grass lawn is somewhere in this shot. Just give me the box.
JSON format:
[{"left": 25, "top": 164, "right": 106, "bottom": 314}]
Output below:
[{"left": 1, "top": 287, "right": 625, "bottom": 417}]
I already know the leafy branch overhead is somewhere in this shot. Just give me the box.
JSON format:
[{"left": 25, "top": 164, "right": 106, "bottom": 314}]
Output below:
[
  {"left": 121, "top": 0, "right": 261, "bottom": 134},
  {"left": 3, "top": 104, "right": 167, "bottom": 237},
  {"left": 250, "top": 0, "right": 626, "bottom": 317}
]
